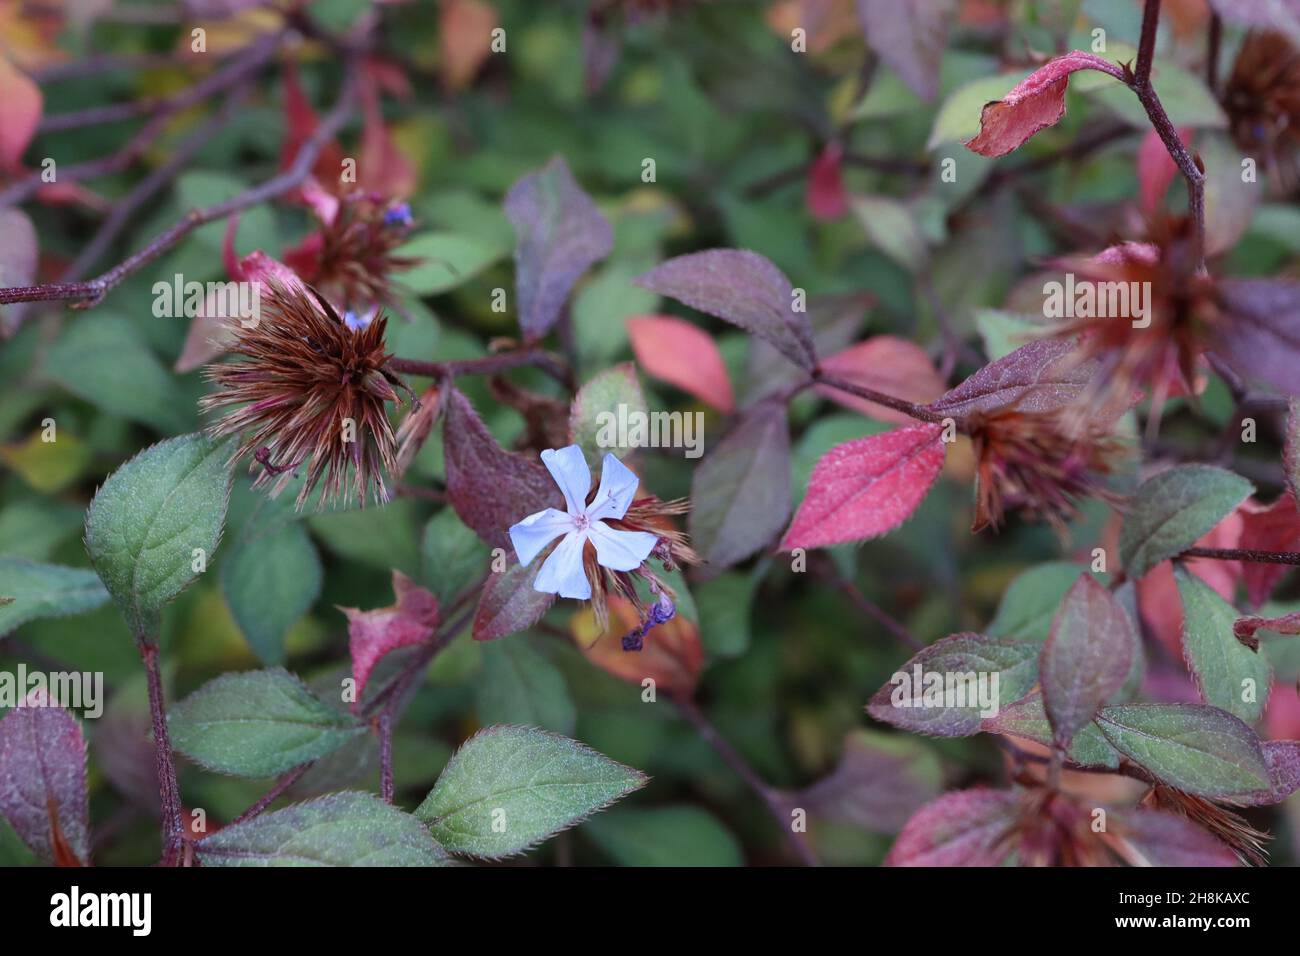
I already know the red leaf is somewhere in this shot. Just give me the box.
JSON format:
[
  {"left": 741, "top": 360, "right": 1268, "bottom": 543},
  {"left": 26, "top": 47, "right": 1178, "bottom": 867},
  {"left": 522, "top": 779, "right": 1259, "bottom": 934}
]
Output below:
[
  {"left": 1233, "top": 609, "right": 1300, "bottom": 651},
  {"left": 278, "top": 60, "right": 344, "bottom": 185},
  {"left": 443, "top": 388, "right": 563, "bottom": 549},
  {"left": 964, "top": 51, "right": 1125, "bottom": 157},
  {"left": 626, "top": 315, "right": 734, "bottom": 412},
  {"left": 340, "top": 571, "right": 440, "bottom": 704},
  {"left": 1137, "top": 126, "right": 1190, "bottom": 216},
  {"left": 854, "top": 0, "right": 951, "bottom": 103},
  {"left": 0, "top": 691, "right": 90, "bottom": 866},
  {"left": 358, "top": 67, "right": 417, "bottom": 199},
  {"left": 782, "top": 424, "right": 945, "bottom": 549},
  {"left": 440, "top": 0, "right": 498, "bottom": 90},
  {"left": 816, "top": 336, "right": 946, "bottom": 424},
  {"left": 1236, "top": 495, "right": 1300, "bottom": 608},
  {"left": 0, "top": 56, "right": 42, "bottom": 171},
  {"left": 806, "top": 142, "right": 849, "bottom": 220},
  {"left": 474, "top": 556, "right": 555, "bottom": 642},
  {"left": 886, "top": 788, "right": 1018, "bottom": 866},
  {"left": 927, "top": 337, "right": 1094, "bottom": 416}
]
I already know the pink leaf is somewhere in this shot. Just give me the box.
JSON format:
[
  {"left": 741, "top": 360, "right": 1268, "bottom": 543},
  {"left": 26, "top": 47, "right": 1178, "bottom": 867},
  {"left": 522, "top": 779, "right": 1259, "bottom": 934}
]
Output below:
[
  {"left": 781, "top": 424, "right": 945, "bottom": 549},
  {"left": 1040, "top": 575, "right": 1135, "bottom": 747},
  {"left": 854, "top": 0, "right": 951, "bottom": 103},
  {"left": 626, "top": 315, "right": 734, "bottom": 412},
  {"left": 1137, "top": 126, "right": 1189, "bottom": 216},
  {"left": 816, "top": 336, "right": 946, "bottom": 424},
  {"left": 886, "top": 788, "right": 1018, "bottom": 866},
  {"left": 474, "top": 556, "right": 555, "bottom": 642},
  {"left": 926, "top": 337, "right": 1094, "bottom": 416},
  {"left": 1236, "top": 495, "right": 1300, "bottom": 608},
  {"left": 443, "top": 388, "right": 562, "bottom": 549},
  {"left": 1110, "top": 809, "right": 1239, "bottom": 866},
  {"left": 0, "top": 56, "right": 42, "bottom": 171},
  {"left": 1232, "top": 609, "right": 1300, "bottom": 651},
  {"left": 806, "top": 142, "right": 849, "bottom": 220},
  {"left": 0, "top": 691, "right": 90, "bottom": 866},
  {"left": 964, "top": 51, "right": 1125, "bottom": 158},
  {"left": 340, "top": 571, "right": 440, "bottom": 705},
  {"left": 636, "top": 249, "right": 817, "bottom": 371}
]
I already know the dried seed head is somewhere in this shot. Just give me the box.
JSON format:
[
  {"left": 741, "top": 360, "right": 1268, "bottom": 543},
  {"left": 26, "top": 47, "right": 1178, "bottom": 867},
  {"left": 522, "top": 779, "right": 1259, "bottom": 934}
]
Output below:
[
  {"left": 1224, "top": 30, "right": 1300, "bottom": 192},
  {"left": 200, "top": 279, "right": 402, "bottom": 509}
]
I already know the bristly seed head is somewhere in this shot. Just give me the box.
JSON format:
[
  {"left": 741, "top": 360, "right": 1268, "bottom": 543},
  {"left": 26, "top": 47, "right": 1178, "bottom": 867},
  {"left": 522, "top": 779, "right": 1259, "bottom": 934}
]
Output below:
[{"left": 200, "top": 279, "right": 403, "bottom": 510}]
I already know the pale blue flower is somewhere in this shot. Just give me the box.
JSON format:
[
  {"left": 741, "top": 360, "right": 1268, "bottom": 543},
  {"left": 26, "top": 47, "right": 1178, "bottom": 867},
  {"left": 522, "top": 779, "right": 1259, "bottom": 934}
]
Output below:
[{"left": 508, "top": 445, "right": 658, "bottom": 600}]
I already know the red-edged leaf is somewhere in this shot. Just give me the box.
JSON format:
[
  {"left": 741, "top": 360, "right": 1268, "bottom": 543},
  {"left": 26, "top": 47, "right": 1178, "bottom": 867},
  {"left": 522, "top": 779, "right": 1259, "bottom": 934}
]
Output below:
[
  {"left": 690, "top": 399, "right": 791, "bottom": 568},
  {"left": 806, "top": 142, "right": 849, "bottom": 220},
  {"left": 0, "top": 55, "right": 42, "bottom": 171},
  {"left": 926, "top": 337, "right": 1094, "bottom": 416},
  {"left": 626, "top": 315, "right": 734, "bottom": 412},
  {"left": 1211, "top": 278, "right": 1300, "bottom": 395},
  {"left": 0, "top": 691, "right": 90, "bottom": 866},
  {"left": 636, "top": 249, "right": 817, "bottom": 371},
  {"left": 439, "top": 0, "right": 497, "bottom": 91},
  {"left": 1137, "top": 126, "right": 1188, "bottom": 216},
  {"left": 1110, "top": 809, "right": 1239, "bottom": 867},
  {"left": 854, "top": 0, "right": 951, "bottom": 103},
  {"left": 815, "top": 336, "right": 946, "bottom": 425},
  {"left": 340, "top": 571, "right": 440, "bottom": 703},
  {"left": 782, "top": 424, "right": 945, "bottom": 550},
  {"left": 964, "top": 51, "right": 1125, "bottom": 157},
  {"left": 505, "top": 155, "right": 613, "bottom": 342},
  {"left": 885, "top": 788, "right": 1018, "bottom": 866},
  {"left": 1236, "top": 496, "right": 1300, "bottom": 608},
  {"left": 1232, "top": 610, "right": 1300, "bottom": 651},
  {"left": 1040, "top": 575, "right": 1136, "bottom": 747},
  {"left": 443, "top": 388, "right": 563, "bottom": 549},
  {"left": 474, "top": 556, "right": 555, "bottom": 641}
]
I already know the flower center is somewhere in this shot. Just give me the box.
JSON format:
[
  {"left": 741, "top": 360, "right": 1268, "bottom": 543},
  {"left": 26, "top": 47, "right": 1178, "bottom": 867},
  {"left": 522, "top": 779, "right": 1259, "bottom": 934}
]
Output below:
[{"left": 572, "top": 512, "right": 591, "bottom": 532}]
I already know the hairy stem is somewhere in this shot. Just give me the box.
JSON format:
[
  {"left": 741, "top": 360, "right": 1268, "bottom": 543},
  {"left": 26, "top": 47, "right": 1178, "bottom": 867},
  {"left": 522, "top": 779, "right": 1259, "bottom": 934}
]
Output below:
[
  {"left": 1181, "top": 547, "right": 1300, "bottom": 566},
  {"left": 812, "top": 369, "right": 950, "bottom": 425},
  {"left": 389, "top": 348, "right": 572, "bottom": 390},
  {"left": 137, "top": 634, "right": 185, "bottom": 865},
  {"left": 378, "top": 713, "right": 395, "bottom": 803}
]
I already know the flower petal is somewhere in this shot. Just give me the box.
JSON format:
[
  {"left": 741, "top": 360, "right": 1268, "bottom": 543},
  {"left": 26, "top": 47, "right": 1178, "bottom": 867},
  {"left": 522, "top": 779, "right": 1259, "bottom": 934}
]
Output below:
[
  {"left": 533, "top": 530, "right": 592, "bottom": 599},
  {"left": 586, "top": 453, "right": 641, "bottom": 522},
  {"left": 541, "top": 445, "right": 591, "bottom": 515},
  {"left": 589, "top": 521, "right": 657, "bottom": 572},
  {"left": 508, "top": 508, "right": 574, "bottom": 567}
]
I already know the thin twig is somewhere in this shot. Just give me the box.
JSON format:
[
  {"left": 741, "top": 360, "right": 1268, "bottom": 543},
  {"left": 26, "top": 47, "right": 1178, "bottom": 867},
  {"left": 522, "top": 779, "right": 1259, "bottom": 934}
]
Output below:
[
  {"left": 378, "top": 713, "right": 395, "bottom": 803},
  {"left": 812, "top": 369, "right": 949, "bottom": 425},
  {"left": 673, "top": 696, "right": 820, "bottom": 867},
  {"left": 137, "top": 634, "right": 185, "bottom": 866},
  {"left": 389, "top": 348, "right": 572, "bottom": 390},
  {"left": 815, "top": 554, "right": 923, "bottom": 651},
  {"left": 1181, "top": 547, "right": 1300, "bottom": 567},
  {"left": 228, "top": 764, "right": 311, "bottom": 826}
]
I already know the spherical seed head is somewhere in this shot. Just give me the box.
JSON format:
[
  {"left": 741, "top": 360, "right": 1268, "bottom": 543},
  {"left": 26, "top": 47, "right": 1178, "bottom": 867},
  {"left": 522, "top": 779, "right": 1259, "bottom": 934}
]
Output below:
[{"left": 200, "top": 279, "right": 400, "bottom": 510}]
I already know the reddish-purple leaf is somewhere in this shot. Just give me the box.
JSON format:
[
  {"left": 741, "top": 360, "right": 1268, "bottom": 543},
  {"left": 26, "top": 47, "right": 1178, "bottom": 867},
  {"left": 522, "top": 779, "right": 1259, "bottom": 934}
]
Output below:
[
  {"left": 473, "top": 556, "right": 555, "bottom": 641},
  {"left": 443, "top": 388, "right": 562, "bottom": 549},
  {"left": 1236, "top": 495, "right": 1300, "bottom": 608},
  {"left": 1211, "top": 278, "right": 1300, "bottom": 396},
  {"left": 806, "top": 142, "right": 849, "bottom": 220},
  {"left": 635, "top": 249, "right": 817, "bottom": 371},
  {"left": 1286, "top": 399, "right": 1300, "bottom": 508},
  {"left": 782, "top": 424, "right": 944, "bottom": 550},
  {"left": 885, "top": 788, "right": 1019, "bottom": 866},
  {"left": 0, "top": 56, "right": 42, "bottom": 171},
  {"left": 854, "top": 0, "right": 951, "bottom": 103},
  {"left": 340, "top": 571, "right": 440, "bottom": 703},
  {"left": 1258, "top": 740, "right": 1300, "bottom": 805},
  {"left": 1109, "top": 809, "right": 1239, "bottom": 867},
  {"left": 745, "top": 292, "right": 869, "bottom": 404},
  {"left": 0, "top": 691, "right": 90, "bottom": 866},
  {"left": 1137, "top": 126, "right": 1186, "bottom": 216},
  {"left": 1232, "top": 610, "right": 1300, "bottom": 651},
  {"left": 504, "top": 155, "right": 613, "bottom": 342},
  {"left": 926, "top": 337, "right": 1094, "bottom": 417},
  {"left": 798, "top": 730, "right": 942, "bottom": 834},
  {"left": 1040, "top": 575, "right": 1136, "bottom": 748},
  {"left": 0, "top": 208, "right": 38, "bottom": 336},
  {"left": 964, "top": 51, "right": 1125, "bottom": 157},
  {"left": 815, "top": 336, "right": 946, "bottom": 425},
  {"left": 626, "top": 315, "right": 734, "bottom": 412},
  {"left": 690, "top": 399, "right": 791, "bottom": 569}
]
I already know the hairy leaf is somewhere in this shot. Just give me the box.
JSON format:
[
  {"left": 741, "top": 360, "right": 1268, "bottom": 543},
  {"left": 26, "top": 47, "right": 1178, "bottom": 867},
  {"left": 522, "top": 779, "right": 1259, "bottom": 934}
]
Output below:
[
  {"left": 926, "top": 337, "right": 1094, "bottom": 416},
  {"left": 341, "top": 571, "right": 440, "bottom": 701},
  {"left": 886, "top": 789, "right": 1018, "bottom": 866},
  {"left": 473, "top": 556, "right": 555, "bottom": 642},
  {"left": 0, "top": 692, "right": 89, "bottom": 865},
  {"left": 0, "top": 558, "right": 108, "bottom": 634},
  {"left": 220, "top": 520, "right": 321, "bottom": 665},
  {"left": 1119, "top": 465, "right": 1252, "bottom": 578},
  {"left": 1176, "top": 567, "right": 1271, "bottom": 723},
  {"left": 569, "top": 362, "right": 648, "bottom": 465}
]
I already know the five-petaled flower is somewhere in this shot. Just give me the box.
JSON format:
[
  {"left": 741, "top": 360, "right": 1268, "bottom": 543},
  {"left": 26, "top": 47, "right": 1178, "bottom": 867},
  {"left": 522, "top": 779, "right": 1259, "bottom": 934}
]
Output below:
[{"left": 509, "top": 446, "right": 658, "bottom": 600}]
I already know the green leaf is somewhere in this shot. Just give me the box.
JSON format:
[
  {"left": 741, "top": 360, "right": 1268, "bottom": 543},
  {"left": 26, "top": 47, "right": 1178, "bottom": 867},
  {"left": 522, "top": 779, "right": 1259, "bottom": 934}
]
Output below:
[
  {"left": 568, "top": 362, "right": 648, "bottom": 466},
  {"left": 420, "top": 509, "right": 489, "bottom": 604},
  {"left": 1119, "top": 465, "right": 1252, "bottom": 578},
  {"left": 583, "top": 806, "right": 743, "bottom": 866},
  {"left": 196, "top": 792, "right": 452, "bottom": 866},
  {"left": 1175, "top": 567, "right": 1271, "bottom": 723},
  {"left": 308, "top": 498, "right": 421, "bottom": 575},
  {"left": 168, "top": 668, "right": 364, "bottom": 777},
  {"left": 45, "top": 316, "right": 192, "bottom": 433},
  {"left": 475, "top": 639, "right": 575, "bottom": 734},
  {"left": 84, "top": 433, "right": 234, "bottom": 635},
  {"left": 695, "top": 571, "right": 756, "bottom": 658},
  {"left": 987, "top": 562, "right": 1092, "bottom": 642},
  {"left": 395, "top": 231, "right": 506, "bottom": 294},
  {"left": 220, "top": 521, "right": 322, "bottom": 665},
  {"left": 0, "top": 557, "right": 108, "bottom": 633},
  {"left": 1083, "top": 57, "right": 1227, "bottom": 129},
  {"left": 851, "top": 196, "right": 929, "bottom": 273},
  {"left": 973, "top": 309, "right": 1040, "bottom": 361},
  {"left": 415, "top": 725, "right": 647, "bottom": 858},
  {"left": 1095, "top": 703, "right": 1272, "bottom": 798},
  {"left": 981, "top": 692, "right": 1120, "bottom": 768},
  {"left": 927, "top": 70, "right": 1032, "bottom": 149}
]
